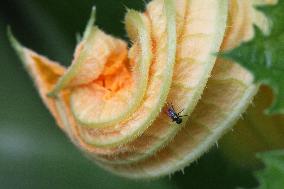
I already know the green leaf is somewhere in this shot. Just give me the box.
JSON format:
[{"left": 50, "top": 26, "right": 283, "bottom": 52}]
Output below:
[
  {"left": 223, "top": 1, "right": 284, "bottom": 114},
  {"left": 253, "top": 150, "right": 284, "bottom": 189}
]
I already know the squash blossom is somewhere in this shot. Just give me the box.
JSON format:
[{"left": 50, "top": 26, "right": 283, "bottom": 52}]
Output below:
[{"left": 9, "top": 0, "right": 278, "bottom": 179}]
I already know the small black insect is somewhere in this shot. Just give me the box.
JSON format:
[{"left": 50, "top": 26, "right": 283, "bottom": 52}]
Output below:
[{"left": 165, "top": 103, "right": 188, "bottom": 124}]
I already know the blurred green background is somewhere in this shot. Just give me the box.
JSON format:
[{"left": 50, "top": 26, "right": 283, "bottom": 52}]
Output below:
[{"left": 0, "top": 0, "right": 259, "bottom": 188}]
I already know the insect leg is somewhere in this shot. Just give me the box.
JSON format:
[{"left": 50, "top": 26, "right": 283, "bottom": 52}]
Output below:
[
  {"left": 170, "top": 103, "right": 176, "bottom": 112},
  {"left": 179, "top": 115, "right": 188, "bottom": 118},
  {"left": 177, "top": 109, "right": 184, "bottom": 115}
]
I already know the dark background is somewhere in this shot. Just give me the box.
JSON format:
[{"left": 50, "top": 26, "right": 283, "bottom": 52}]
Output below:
[{"left": 0, "top": 0, "right": 257, "bottom": 188}]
